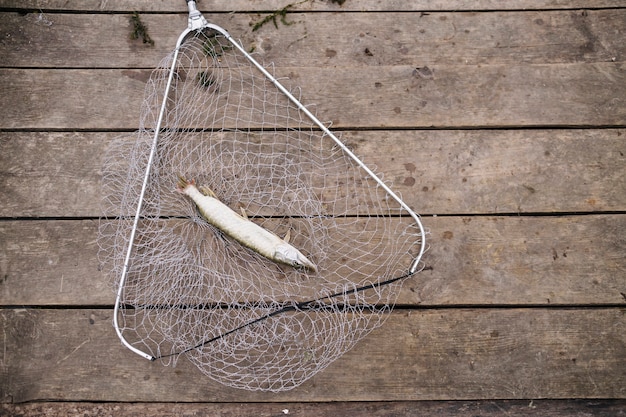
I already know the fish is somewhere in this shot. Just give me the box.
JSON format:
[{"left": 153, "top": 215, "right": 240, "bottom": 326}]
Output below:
[{"left": 177, "top": 176, "right": 317, "bottom": 272}]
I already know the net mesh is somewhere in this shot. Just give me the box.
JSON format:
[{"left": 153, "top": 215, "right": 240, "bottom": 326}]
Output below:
[{"left": 98, "top": 28, "right": 424, "bottom": 392}]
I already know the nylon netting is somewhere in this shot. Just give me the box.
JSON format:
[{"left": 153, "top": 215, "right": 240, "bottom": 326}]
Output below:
[{"left": 98, "top": 28, "right": 424, "bottom": 392}]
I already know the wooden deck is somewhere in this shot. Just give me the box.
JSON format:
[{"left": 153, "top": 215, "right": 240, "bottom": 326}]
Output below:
[{"left": 1, "top": 1, "right": 625, "bottom": 415}]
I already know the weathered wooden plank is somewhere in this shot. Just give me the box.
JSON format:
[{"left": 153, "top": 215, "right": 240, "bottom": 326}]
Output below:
[
  {"left": 342, "top": 128, "right": 626, "bottom": 215},
  {"left": 0, "top": 220, "right": 109, "bottom": 306},
  {"left": 0, "top": 132, "right": 104, "bottom": 218},
  {"left": 0, "top": 1, "right": 623, "bottom": 411},
  {"left": 2, "top": 215, "right": 625, "bottom": 306},
  {"left": 1, "top": 0, "right": 624, "bottom": 12},
  {"left": 3, "top": 400, "right": 626, "bottom": 417},
  {"left": 2, "top": 10, "right": 624, "bottom": 68},
  {"left": 1, "top": 130, "right": 624, "bottom": 218},
  {"left": 0, "top": 69, "right": 137, "bottom": 130},
  {"left": 2, "top": 64, "right": 624, "bottom": 130},
  {"left": 1, "top": 308, "right": 624, "bottom": 402}
]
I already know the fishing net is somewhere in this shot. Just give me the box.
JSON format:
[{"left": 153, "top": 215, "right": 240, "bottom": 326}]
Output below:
[{"left": 98, "top": 4, "right": 425, "bottom": 392}]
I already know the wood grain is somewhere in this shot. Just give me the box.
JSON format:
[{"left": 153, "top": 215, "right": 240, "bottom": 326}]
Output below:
[
  {"left": 1, "top": 0, "right": 624, "bottom": 12},
  {"left": 1, "top": 308, "right": 624, "bottom": 402},
  {"left": 1, "top": 3, "right": 625, "bottom": 410},
  {"left": 3, "top": 400, "right": 626, "bottom": 417},
  {"left": 2, "top": 10, "right": 624, "bottom": 68},
  {"left": 2, "top": 215, "right": 624, "bottom": 307},
  {"left": 1, "top": 63, "right": 624, "bottom": 130},
  {"left": 1, "top": 130, "right": 624, "bottom": 218}
]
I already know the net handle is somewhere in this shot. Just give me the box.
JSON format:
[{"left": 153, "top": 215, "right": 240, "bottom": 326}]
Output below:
[
  {"left": 114, "top": 26, "right": 194, "bottom": 363},
  {"left": 113, "top": 1, "right": 241, "bottom": 362}
]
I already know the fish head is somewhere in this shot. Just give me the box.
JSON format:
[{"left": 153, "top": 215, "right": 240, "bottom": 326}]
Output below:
[{"left": 274, "top": 245, "right": 317, "bottom": 272}]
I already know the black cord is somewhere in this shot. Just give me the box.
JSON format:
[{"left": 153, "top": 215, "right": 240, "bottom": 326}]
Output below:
[{"left": 157, "top": 269, "right": 416, "bottom": 359}]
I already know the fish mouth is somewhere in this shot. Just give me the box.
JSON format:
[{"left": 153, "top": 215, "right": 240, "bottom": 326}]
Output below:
[
  {"left": 296, "top": 253, "right": 317, "bottom": 273},
  {"left": 274, "top": 245, "right": 317, "bottom": 273}
]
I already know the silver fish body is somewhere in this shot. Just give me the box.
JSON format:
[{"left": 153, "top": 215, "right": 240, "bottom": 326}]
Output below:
[{"left": 178, "top": 177, "right": 317, "bottom": 272}]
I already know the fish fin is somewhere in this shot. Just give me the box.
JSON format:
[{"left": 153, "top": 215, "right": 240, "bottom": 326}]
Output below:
[
  {"left": 199, "top": 185, "right": 217, "bottom": 198},
  {"left": 283, "top": 229, "right": 291, "bottom": 243},
  {"left": 239, "top": 206, "right": 248, "bottom": 219}
]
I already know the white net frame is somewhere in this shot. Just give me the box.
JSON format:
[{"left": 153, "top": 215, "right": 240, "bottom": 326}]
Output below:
[{"left": 98, "top": 3, "right": 425, "bottom": 392}]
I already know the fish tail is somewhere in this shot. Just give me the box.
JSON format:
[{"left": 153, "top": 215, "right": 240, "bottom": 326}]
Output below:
[{"left": 177, "top": 174, "right": 195, "bottom": 192}]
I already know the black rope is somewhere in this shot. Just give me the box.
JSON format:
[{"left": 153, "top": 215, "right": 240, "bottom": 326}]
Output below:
[{"left": 157, "top": 269, "right": 416, "bottom": 359}]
